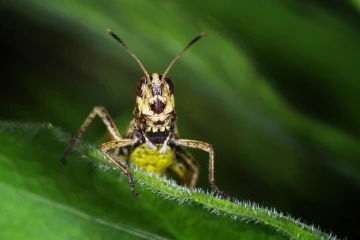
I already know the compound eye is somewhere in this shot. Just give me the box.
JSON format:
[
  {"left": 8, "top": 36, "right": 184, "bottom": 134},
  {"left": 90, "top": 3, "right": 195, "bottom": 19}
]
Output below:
[
  {"left": 136, "top": 78, "right": 146, "bottom": 96},
  {"left": 164, "top": 77, "right": 174, "bottom": 93}
]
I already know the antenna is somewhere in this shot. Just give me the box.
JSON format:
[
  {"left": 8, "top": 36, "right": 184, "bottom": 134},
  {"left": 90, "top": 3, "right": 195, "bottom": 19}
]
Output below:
[
  {"left": 107, "top": 29, "right": 151, "bottom": 81},
  {"left": 162, "top": 32, "right": 205, "bottom": 80}
]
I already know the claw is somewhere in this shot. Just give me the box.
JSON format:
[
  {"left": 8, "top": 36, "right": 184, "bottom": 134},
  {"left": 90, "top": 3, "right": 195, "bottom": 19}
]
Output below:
[
  {"left": 132, "top": 191, "right": 140, "bottom": 197},
  {"left": 210, "top": 181, "right": 229, "bottom": 199},
  {"left": 60, "top": 157, "right": 67, "bottom": 165},
  {"left": 213, "top": 188, "right": 229, "bottom": 199}
]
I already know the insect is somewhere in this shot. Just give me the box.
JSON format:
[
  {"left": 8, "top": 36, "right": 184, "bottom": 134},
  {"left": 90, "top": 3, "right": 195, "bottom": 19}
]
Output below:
[{"left": 61, "top": 29, "right": 228, "bottom": 199}]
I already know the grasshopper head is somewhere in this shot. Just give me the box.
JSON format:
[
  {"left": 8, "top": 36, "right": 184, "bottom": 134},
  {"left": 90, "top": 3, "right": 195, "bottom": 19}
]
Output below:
[
  {"left": 134, "top": 73, "right": 176, "bottom": 132},
  {"left": 135, "top": 73, "right": 174, "bottom": 115},
  {"left": 107, "top": 29, "right": 204, "bottom": 133}
]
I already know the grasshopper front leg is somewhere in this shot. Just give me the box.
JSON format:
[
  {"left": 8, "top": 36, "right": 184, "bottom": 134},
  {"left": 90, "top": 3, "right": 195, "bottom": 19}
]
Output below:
[
  {"left": 99, "top": 139, "right": 140, "bottom": 197},
  {"left": 174, "top": 139, "right": 228, "bottom": 199}
]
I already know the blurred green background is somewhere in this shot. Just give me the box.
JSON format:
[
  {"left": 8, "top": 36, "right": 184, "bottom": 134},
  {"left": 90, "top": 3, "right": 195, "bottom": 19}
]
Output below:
[{"left": 1, "top": 0, "right": 360, "bottom": 239}]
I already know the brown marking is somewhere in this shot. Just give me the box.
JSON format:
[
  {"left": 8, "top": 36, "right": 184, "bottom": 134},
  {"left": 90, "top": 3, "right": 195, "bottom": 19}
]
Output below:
[
  {"left": 150, "top": 99, "right": 165, "bottom": 114},
  {"left": 139, "top": 114, "right": 146, "bottom": 123},
  {"left": 136, "top": 78, "right": 146, "bottom": 96},
  {"left": 154, "top": 120, "right": 165, "bottom": 125},
  {"left": 134, "top": 103, "right": 139, "bottom": 116},
  {"left": 104, "top": 116, "right": 115, "bottom": 129},
  {"left": 164, "top": 77, "right": 174, "bottom": 93}
]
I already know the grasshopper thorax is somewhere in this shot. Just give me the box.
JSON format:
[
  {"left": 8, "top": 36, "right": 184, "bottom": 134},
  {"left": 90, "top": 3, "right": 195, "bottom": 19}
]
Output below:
[{"left": 134, "top": 73, "right": 176, "bottom": 134}]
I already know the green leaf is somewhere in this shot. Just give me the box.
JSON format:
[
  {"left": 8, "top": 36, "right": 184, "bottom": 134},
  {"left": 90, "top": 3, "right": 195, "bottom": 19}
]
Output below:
[{"left": 0, "top": 121, "right": 335, "bottom": 239}]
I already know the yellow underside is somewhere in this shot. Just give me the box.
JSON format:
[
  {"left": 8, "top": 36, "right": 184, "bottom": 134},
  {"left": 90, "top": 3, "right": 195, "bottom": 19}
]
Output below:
[{"left": 129, "top": 144, "right": 174, "bottom": 174}]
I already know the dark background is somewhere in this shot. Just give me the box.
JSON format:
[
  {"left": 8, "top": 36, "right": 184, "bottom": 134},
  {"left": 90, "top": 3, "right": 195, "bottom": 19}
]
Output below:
[{"left": 2, "top": 0, "right": 360, "bottom": 239}]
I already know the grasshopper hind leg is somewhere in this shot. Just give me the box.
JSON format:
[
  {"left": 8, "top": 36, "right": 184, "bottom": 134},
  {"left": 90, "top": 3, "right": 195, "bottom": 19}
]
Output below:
[
  {"left": 61, "top": 106, "right": 122, "bottom": 164},
  {"left": 61, "top": 106, "right": 139, "bottom": 197}
]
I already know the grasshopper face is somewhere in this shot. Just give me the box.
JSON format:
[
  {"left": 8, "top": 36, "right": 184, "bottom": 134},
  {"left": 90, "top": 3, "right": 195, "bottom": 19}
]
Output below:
[{"left": 134, "top": 73, "right": 176, "bottom": 134}]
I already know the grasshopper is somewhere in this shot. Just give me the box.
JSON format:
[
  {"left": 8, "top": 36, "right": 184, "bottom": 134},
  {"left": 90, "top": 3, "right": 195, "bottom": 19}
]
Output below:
[{"left": 61, "top": 29, "right": 227, "bottom": 198}]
